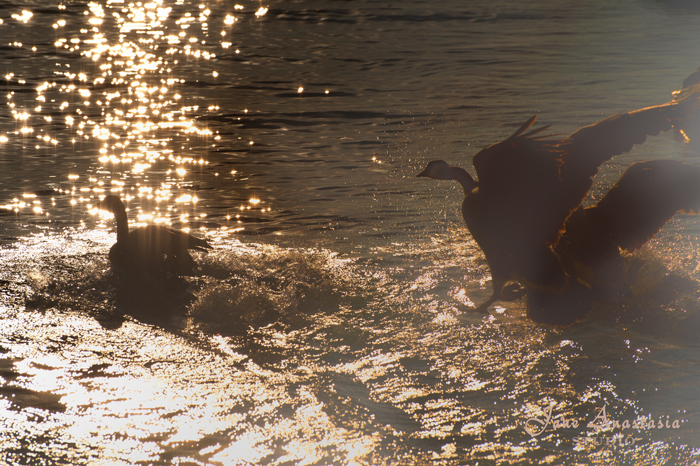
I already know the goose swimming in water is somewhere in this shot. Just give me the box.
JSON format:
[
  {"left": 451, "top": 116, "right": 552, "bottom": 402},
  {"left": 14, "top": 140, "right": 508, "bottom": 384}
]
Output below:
[
  {"left": 97, "top": 195, "right": 212, "bottom": 277},
  {"left": 418, "top": 93, "right": 700, "bottom": 325}
]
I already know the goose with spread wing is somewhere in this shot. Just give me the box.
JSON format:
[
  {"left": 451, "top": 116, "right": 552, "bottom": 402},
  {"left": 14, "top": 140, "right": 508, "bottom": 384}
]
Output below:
[
  {"left": 417, "top": 93, "right": 700, "bottom": 325},
  {"left": 97, "top": 195, "right": 212, "bottom": 277}
]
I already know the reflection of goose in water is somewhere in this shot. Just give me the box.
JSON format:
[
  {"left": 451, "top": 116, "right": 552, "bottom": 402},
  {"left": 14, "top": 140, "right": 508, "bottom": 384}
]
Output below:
[
  {"left": 97, "top": 195, "right": 212, "bottom": 277},
  {"left": 418, "top": 93, "right": 700, "bottom": 325}
]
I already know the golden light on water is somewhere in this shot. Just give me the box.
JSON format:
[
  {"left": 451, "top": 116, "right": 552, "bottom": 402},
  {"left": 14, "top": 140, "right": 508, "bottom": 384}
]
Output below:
[
  {"left": 0, "top": 0, "right": 699, "bottom": 464},
  {"left": 0, "top": 0, "right": 274, "bottom": 225},
  {"left": 11, "top": 10, "right": 33, "bottom": 23}
]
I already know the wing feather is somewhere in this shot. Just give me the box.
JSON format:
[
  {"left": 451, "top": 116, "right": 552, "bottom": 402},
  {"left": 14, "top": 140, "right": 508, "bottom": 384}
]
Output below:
[
  {"left": 558, "top": 95, "right": 698, "bottom": 216},
  {"left": 585, "top": 160, "right": 700, "bottom": 253}
]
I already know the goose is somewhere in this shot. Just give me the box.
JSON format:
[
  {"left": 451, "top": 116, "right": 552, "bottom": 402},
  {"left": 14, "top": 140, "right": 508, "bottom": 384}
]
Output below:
[
  {"left": 536, "top": 159, "right": 700, "bottom": 324},
  {"left": 96, "top": 195, "right": 212, "bottom": 277},
  {"left": 417, "top": 93, "right": 700, "bottom": 325}
]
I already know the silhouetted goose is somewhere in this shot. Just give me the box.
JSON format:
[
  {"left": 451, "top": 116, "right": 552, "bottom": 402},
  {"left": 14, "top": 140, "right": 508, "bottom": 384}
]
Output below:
[
  {"left": 97, "top": 195, "right": 212, "bottom": 277},
  {"left": 532, "top": 159, "right": 700, "bottom": 324},
  {"left": 417, "top": 93, "right": 700, "bottom": 325}
]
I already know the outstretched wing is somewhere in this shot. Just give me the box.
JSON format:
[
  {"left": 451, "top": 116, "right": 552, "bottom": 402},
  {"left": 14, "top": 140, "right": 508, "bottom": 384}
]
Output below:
[
  {"left": 470, "top": 94, "right": 698, "bottom": 246},
  {"left": 129, "top": 225, "right": 212, "bottom": 255},
  {"left": 472, "top": 116, "right": 560, "bottom": 192},
  {"left": 672, "top": 74, "right": 700, "bottom": 145},
  {"left": 471, "top": 116, "right": 566, "bottom": 245},
  {"left": 585, "top": 160, "right": 700, "bottom": 253},
  {"left": 558, "top": 94, "right": 699, "bottom": 220},
  {"left": 165, "top": 227, "right": 212, "bottom": 252}
]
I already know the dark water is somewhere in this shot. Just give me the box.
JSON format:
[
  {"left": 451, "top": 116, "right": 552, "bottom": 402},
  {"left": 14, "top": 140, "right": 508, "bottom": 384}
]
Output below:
[{"left": 1, "top": 0, "right": 700, "bottom": 464}]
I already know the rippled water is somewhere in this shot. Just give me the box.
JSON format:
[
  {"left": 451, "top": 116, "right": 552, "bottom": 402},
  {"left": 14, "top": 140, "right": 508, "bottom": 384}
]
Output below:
[{"left": 1, "top": 0, "right": 700, "bottom": 464}]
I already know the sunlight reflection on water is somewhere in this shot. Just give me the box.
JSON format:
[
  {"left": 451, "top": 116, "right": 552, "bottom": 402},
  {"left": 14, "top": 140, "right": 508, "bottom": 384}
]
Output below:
[
  {"left": 3, "top": 0, "right": 229, "bottom": 232},
  {"left": 0, "top": 0, "right": 700, "bottom": 464},
  {"left": 0, "top": 227, "right": 699, "bottom": 463}
]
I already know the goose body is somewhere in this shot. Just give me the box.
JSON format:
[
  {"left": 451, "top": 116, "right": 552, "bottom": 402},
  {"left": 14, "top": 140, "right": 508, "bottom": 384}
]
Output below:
[
  {"left": 418, "top": 91, "right": 700, "bottom": 325},
  {"left": 97, "top": 195, "right": 212, "bottom": 277}
]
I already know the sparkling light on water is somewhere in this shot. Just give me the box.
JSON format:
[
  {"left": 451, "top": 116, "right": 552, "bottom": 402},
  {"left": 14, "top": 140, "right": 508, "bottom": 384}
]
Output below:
[
  {"left": 0, "top": 0, "right": 258, "bottom": 236},
  {"left": 1, "top": 1, "right": 699, "bottom": 465}
]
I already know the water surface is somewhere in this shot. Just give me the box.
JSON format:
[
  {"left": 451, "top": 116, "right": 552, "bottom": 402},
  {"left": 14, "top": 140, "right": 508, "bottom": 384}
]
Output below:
[{"left": 1, "top": 0, "right": 700, "bottom": 464}]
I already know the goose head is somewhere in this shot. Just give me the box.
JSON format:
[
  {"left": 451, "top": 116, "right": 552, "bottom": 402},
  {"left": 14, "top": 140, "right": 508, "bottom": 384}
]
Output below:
[{"left": 417, "top": 160, "right": 478, "bottom": 194}]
